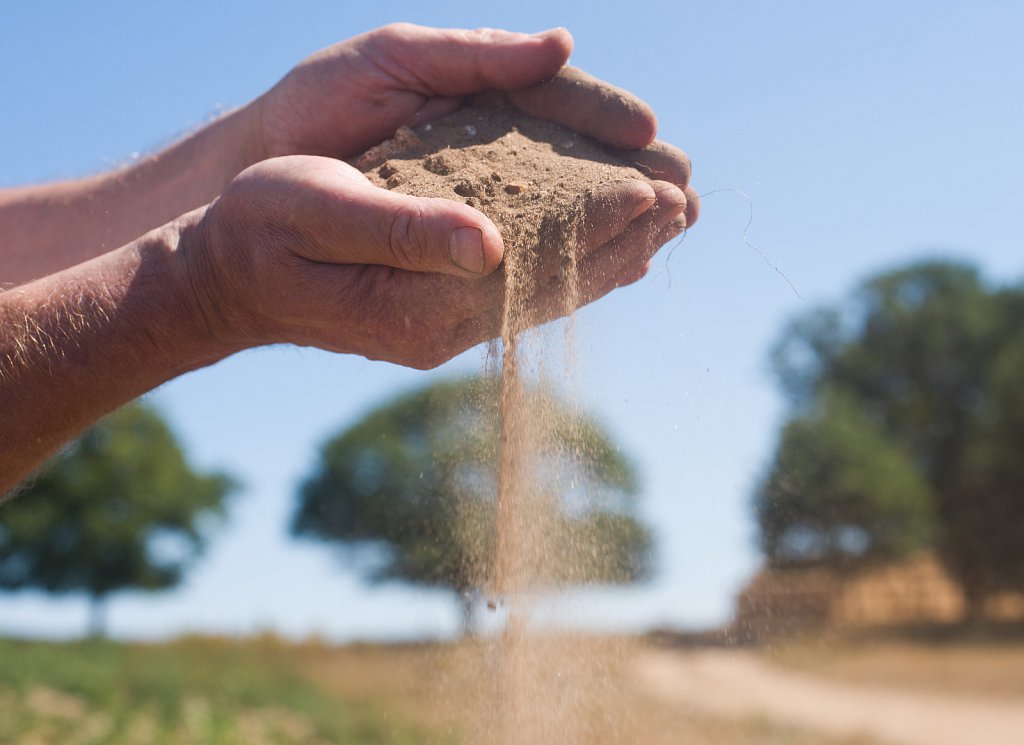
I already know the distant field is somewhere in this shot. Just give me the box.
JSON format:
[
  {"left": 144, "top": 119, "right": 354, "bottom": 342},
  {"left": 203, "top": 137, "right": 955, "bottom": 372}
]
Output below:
[
  {"left": 293, "top": 638, "right": 864, "bottom": 745},
  {"left": 763, "top": 632, "right": 1024, "bottom": 700},
  {"left": 0, "top": 634, "right": 889, "bottom": 745}
]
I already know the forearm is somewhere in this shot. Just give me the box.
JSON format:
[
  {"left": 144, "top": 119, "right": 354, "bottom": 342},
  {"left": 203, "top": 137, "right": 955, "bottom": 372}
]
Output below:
[
  {"left": 0, "top": 210, "right": 230, "bottom": 495},
  {"left": 0, "top": 104, "right": 263, "bottom": 287}
]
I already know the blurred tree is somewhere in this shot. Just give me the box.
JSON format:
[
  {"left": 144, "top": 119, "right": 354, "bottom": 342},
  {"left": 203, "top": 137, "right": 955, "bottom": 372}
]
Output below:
[
  {"left": 757, "top": 390, "right": 935, "bottom": 569},
  {"left": 759, "top": 260, "right": 1024, "bottom": 617},
  {"left": 292, "top": 377, "right": 651, "bottom": 634},
  {"left": 0, "top": 402, "right": 234, "bottom": 636}
]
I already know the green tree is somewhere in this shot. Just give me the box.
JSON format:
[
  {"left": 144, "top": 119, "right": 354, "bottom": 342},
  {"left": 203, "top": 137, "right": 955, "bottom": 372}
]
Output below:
[
  {"left": 292, "top": 377, "right": 651, "bottom": 633},
  {"left": 760, "top": 260, "right": 1024, "bottom": 616},
  {"left": 0, "top": 402, "right": 234, "bottom": 635},
  {"left": 757, "top": 390, "right": 935, "bottom": 568}
]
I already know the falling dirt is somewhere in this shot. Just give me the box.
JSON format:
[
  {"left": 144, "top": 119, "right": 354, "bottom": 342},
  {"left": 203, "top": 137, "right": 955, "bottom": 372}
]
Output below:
[{"left": 363, "top": 105, "right": 650, "bottom": 745}]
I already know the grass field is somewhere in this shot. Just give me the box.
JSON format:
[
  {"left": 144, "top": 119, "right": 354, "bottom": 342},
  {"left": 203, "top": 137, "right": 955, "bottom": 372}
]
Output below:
[{"left": 0, "top": 634, "right": 900, "bottom": 745}]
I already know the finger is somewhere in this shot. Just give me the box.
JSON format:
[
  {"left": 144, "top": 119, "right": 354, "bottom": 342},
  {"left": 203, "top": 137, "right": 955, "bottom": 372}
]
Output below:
[
  {"left": 602, "top": 220, "right": 686, "bottom": 294},
  {"left": 683, "top": 186, "right": 701, "bottom": 228},
  {"left": 604, "top": 258, "right": 654, "bottom": 294},
  {"left": 526, "top": 179, "right": 657, "bottom": 280},
  {"left": 503, "top": 67, "right": 657, "bottom": 150},
  {"left": 409, "top": 95, "right": 465, "bottom": 127},
  {"left": 615, "top": 140, "right": 692, "bottom": 189},
  {"left": 549, "top": 194, "right": 685, "bottom": 307},
  {"left": 571, "top": 178, "right": 687, "bottom": 268},
  {"left": 367, "top": 196, "right": 687, "bottom": 365},
  {"left": 457, "top": 180, "right": 680, "bottom": 322},
  {"left": 352, "top": 180, "right": 667, "bottom": 332},
  {"left": 357, "top": 189, "right": 505, "bottom": 277},
  {"left": 448, "top": 189, "right": 687, "bottom": 349},
  {"left": 283, "top": 258, "right": 497, "bottom": 368},
  {"left": 295, "top": 164, "right": 506, "bottom": 277},
  {"left": 364, "top": 23, "right": 573, "bottom": 96},
  {"left": 456, "top": 206, "right": 688, "bottom": 345}
]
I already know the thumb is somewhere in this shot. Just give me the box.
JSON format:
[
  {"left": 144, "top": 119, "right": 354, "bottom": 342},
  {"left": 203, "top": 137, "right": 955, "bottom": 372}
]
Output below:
[
  {"left": 363, "top": 23, "right": 574, "bottom": 96},
  {"left": 321, "top": 177, "right": 506, "bottom": 277}
]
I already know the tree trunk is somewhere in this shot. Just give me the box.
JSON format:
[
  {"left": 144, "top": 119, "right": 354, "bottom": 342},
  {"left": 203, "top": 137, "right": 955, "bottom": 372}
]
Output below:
[{"left": 88, "top": 595, "right": 107, "bottom": 639}]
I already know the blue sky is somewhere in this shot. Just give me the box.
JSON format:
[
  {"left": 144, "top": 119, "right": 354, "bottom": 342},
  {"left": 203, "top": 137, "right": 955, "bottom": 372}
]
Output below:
[{"left": 2, "top": 1, "right": 1022, "bottom": 640}]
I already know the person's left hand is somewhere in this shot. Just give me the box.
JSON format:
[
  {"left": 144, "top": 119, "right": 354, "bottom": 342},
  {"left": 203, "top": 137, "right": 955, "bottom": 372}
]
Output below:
[
  {"left": 254, "top": 23, "right": 577, "bottom": 161},
  {"left": 252, "top": 25, "right": 693, "bottom": 186},
  {"left": 248, "top": 22, "right": 699, "bottom": 230}
]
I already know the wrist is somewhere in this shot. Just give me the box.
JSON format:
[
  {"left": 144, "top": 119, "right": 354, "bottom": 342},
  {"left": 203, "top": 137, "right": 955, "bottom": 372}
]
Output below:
[
  {"left": 165, "top": 206, "right": 251, "bottom": 362},
  {"left": 0, "top": 217, "right": 237, "bottom": 491},
  {"left": 229, "top": 100, "right": 271, "bottom": 176}
]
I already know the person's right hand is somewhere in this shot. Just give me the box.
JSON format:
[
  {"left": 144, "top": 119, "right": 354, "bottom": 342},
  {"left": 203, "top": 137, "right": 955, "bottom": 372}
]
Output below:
[{"left": 185, "top": 155, "right": 690, "bottom": 369}]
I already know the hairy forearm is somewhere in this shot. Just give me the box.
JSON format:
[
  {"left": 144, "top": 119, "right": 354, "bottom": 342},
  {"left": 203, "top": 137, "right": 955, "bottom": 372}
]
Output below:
[
  {"left": 0, "top": 104, "right": 262, "bottom": 287},
  {"left": 0, "top": 211, "right": 229, "bottom": 495}
]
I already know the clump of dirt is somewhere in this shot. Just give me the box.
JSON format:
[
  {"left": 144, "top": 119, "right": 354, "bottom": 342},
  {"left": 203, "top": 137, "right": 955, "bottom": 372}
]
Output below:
[{"left": 360, "top": 104, "right": 644, "bottom": 270}]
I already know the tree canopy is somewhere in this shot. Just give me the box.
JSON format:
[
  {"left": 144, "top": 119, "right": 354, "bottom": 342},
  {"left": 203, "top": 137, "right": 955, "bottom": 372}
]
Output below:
[
  {"left": 757, "top": 260, "right": 1024, "bottom": 613},
  {"left": 757, "top": 389, "right": 934, "bottom": 567},
  {"left": 293, "top": 376, "right": 651, "bottom": 631},
  {"left": 0, "top": 402, "right": 234, "bottom": 634}
]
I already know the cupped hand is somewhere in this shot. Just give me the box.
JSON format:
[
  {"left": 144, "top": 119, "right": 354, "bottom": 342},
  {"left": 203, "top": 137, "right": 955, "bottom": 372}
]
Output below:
[
  {"left": 193, "top": 23, "right": 701, "bottom": 369},
  {"left": 253, "top": 24, "right": 698, "bottom": 212},
  {"left": 255, "top": 23, "right": 575, "bottom": 162},
  {"left": 186, "top": 156, "right": 690, "bottom": 369}
]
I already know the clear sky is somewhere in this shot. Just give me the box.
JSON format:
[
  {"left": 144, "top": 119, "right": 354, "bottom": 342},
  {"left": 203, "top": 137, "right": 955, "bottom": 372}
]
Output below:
[{"left": 2, "top": 0, "right": 1023, "bottom": 640}]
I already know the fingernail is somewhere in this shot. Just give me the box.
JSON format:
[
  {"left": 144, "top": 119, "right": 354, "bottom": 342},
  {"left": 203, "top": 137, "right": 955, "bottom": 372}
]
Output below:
[
  {"left": 448, "top": 227, "right": 485, "bottom": 274},
  {"left": 651, "top": 183, "right": 687, "bottom": 228},
  {"left": 660, "top": 219, "right": 687, "bottom": 241},
  {"left": 629, "top": 194, "right": 657, "bottom": 221}
]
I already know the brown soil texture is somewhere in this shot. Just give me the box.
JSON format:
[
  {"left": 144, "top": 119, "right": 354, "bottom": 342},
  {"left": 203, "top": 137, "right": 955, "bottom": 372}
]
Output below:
[{"left": 359, "top": 105, "right": 646, "bottom": 271}]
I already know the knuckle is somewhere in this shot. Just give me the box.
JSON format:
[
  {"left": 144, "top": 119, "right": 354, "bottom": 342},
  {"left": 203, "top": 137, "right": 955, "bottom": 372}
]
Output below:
[
  {"left": 359, "top": 24, "right": 413, "bottom": 60},
  {"left": 679, "top": 153, "right": 692, "bottom": 185},
  {"left": 685, "top": 188, "right": 701, "bottom": 226},
  {"left": 398, "top": 319, "right": 455, "bottom": 370},
  {"left": 374, "top": 22, "right": 414, "bottom": 42},
  {"left": 465, "top": 27, "right": 499, "bottom": 43},
  {"left": 411, "top": 339, "right": 453, "bottom": 370},
  {"left": 382, "top": 206, "right": 428, "bottom": 270},
  {"left": 354, "top": 269, "right": 396, "bottom": 329}
]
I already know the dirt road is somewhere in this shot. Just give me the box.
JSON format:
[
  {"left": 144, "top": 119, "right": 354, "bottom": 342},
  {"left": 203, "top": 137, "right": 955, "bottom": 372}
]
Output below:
[{"left": 635, "top": 648, "right": 1024, "bottom": 745}]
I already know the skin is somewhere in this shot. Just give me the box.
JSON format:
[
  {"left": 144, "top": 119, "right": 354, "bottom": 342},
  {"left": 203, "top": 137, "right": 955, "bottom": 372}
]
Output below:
[{"left": 0, "top": 24, "right": 699, "bottom": 496}]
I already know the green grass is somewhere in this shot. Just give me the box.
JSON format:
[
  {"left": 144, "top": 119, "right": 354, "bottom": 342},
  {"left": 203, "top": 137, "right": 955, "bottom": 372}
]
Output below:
[{"left": 0, "top": 635, "right": 430, "bottom": 745}]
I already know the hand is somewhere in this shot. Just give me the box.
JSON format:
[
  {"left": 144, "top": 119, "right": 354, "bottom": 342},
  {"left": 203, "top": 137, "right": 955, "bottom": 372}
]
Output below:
[
  {"left": 189, "top": 23, "right": 701, "bottom": 370},
  {"left": 255, "top": 23, "right": 574, "bottom": 161},
  {"left": 186, "top": 156, "right": 691, "bottom": 369},
  {"left": 252, "top": 24, "right": 697, "bottom": 208}
]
